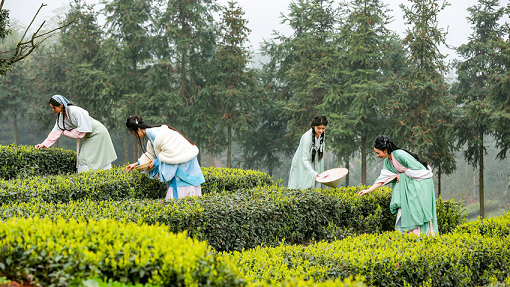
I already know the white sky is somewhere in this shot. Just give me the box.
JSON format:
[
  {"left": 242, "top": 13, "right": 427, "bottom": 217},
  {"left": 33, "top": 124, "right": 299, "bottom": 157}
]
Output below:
[{"left": 3, "top": 0, "right": 510, "bottom": 62}]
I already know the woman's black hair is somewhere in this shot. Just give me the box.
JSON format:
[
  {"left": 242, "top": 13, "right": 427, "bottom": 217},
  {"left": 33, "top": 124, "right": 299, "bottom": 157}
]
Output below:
[
  {"left": 311, "top": 115, "right": 328, "bottom": 162},
  {"left": 49, "top": 98, "right": 74, "bottom": 131},
  {"left": 373, "top": 135, "right": 428, "bottom": 169}
]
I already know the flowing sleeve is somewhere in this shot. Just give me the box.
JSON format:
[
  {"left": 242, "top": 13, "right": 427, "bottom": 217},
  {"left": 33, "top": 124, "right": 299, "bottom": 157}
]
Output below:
[
  {"left": 41, "top": 120, "right": 64, "bottom": 148},
  {"left": 373, "top": 159, "right": 398, "bottom": 186},
  {"left": 138, "top": 139, "right": 156, "bottom": 164},
  {"left": 63, "top": 129, "right": 87, "bottom": 139}
]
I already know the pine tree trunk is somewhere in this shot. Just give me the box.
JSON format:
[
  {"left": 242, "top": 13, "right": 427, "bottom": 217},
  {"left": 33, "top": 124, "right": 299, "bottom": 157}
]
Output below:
[
  {"left": 124, "top": 130, "right": 129, "bottom": 164},
  {"left": 13, "top": 115, "right": 18, "bottom": 145},
  {"left": 479, "top": 133, "right": 485, "bottom": 219},
  {"left": 227, "top": 124, "right": 232, "bottom": 168},
  {"left": 361, "top": 136, "right": 367, "bottom": 185},
  {"left": 133, "top": 141, "right": 138, "bottom": 163}
]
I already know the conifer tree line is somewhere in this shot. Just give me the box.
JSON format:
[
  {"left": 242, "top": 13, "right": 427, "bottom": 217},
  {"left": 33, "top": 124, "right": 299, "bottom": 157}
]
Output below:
[{"left": 1, "top": 0, "right": 510, "bottom": 217}]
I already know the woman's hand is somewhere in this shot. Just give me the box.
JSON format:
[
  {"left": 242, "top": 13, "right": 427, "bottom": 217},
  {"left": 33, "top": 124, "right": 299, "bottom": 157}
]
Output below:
[
  {"left": 358, "top": 189, "right": 371, "bottom": 196},
  {"left": 34, "top": 144, "right": 47, "bottom": 150},
  {"left": 149, "top": 159, "right": 155, "bottom": 169},
  {"left": 125, "top": 162, "right": 138, "bottom": 172},
  {"left": 358, "top": 182, "right": 382, "bottom": 197},
  {"left": 396, "top": 174, "right": 400, "bottom": 183}
]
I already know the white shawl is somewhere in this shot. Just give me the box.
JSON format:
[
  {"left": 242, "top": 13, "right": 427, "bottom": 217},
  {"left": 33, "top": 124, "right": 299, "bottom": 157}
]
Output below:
[
  {"left": 377, "top": 165, "right": 433, "bottom": 186},
  {"left": 142, "top": 125, "right": 199, "bottom": 165}
]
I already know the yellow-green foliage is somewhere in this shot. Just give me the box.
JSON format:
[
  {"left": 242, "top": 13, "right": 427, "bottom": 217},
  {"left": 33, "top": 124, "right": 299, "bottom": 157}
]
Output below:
[
  {"left": 221, "top": 226, "right": 510, "bottom": 287},
  {"left": 0, "top": 166, "right": 274, "bottom": 205},
  {"left": 0, "top": 144, "right": 76, "bottom": 179},
  {"left": 0, "top": 185, "right": 464, "bottom": 253},
  {"left": 246, "top": 276, "right": 366, "bottom": 287},
  {"left": 454, "top": 211, "right": 510, "bottom": 237},
  {"left": 87, "top": 276, "right": 367, "bottom": 287},
  {"left": 201, "top": 167, "right": 274, "bottom": 193},
  {"left": 0, "top": 217, "right": 244, "bottom": 286},
  {"left": 0, "top": 166, "right": 166, "bottom": 204}
]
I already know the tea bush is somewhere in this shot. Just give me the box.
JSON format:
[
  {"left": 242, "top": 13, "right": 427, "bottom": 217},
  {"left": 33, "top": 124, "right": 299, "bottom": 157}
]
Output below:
[
  {"left": 0, "top": 166, "right": 277, "bottom": 204},
  {"left": 0, "top": 186, "right": 464, "bottom": 252},
  {"left": 0, "top": 217, "right": 244, "bottom": 286},
  {"left": 201, "top": 167, "right": 274, "bottom": 193},
  {"left": 0, "top": 144, "right": 75, "bottom": 179},
  {"left": 84, "top": 276, "right": 367, "bottom": 287},
  {"left": 221, "top": 225, "right": 510, "bottom": 286},
  {"left": 0, "top": 166, "right": 166, "bottom": 204}
]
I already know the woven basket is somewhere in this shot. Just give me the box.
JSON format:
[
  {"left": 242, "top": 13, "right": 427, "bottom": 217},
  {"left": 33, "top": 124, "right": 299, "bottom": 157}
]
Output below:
[{"left": 134, "top": 161, "right": 152, "bottom": 171}]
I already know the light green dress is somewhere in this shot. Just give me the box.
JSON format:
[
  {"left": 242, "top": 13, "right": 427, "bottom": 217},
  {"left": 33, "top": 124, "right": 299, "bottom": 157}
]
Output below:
[
  {"left": 288, "top": 128, "right": 325, "bottom": 189},
  {"left": 41, "top": 105, "right": 117, "bottom": 171},
  {"left": 78, "top": 118, "right": 117, "bottom": 170},
  {"left": 374, "top": 149, "right": 438, "bottom": 235}
]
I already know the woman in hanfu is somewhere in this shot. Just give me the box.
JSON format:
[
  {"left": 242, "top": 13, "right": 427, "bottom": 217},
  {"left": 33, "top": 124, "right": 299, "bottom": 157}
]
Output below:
[
  {"left": 358, "top": 135, "right": 438, "bottom": 236},
  {"left": 288, "top": 115, "right": 328, "bottom": 189},
  {"left": 35, "top": 95, "right": 117, "bottom": 172},
  {"left": 125, "top": 115, "right": 205, "bottom": 200}
]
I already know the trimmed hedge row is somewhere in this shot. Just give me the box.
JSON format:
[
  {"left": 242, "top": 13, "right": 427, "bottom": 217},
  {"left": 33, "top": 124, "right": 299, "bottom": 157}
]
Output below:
[
  {"left": 0, "top": 144, "right": 274, "bottom": 193},
  {"left": 0, "top": 186, "right": 465, "bottom": 252},
  {"left": 0, "top": 166, "right": 166, "bottom": 204},
  {"left": 0, "top": 217, "right": 367, "bottom": 287},
  {"left": 0, "top": 166, "right": 276, "bottom": 204},
  {"left": 0, "top": 145, "right": 76, "bottom": 179},
  {"left": 454, "top": 211, "right": 510, "bottom": 237},
  {"left": 201, "top": 167, "right": 274, "bottom": 193},
  {"left": 0, "top": 217, "right": 244, "bottom": 287},
  {"left": 85, "top": 276, "right": 367, "bottom": 287},
  {"left": 221, "top": 216, "right": 510, "bottom": 286}
]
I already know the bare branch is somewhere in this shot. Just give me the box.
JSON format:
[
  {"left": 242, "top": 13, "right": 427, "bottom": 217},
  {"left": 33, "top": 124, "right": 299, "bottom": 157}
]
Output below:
[{"left": 0, "top": 3, "right": 74, "bottom": 75}]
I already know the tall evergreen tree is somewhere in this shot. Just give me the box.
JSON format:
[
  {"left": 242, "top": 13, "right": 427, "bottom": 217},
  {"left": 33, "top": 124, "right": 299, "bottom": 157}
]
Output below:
[
  {"left": 453, "top": 0, "right": 507, "bottom": 218},
  {"left": 102, "top": 0, "right": 155, "bottom": 161},
  {"left": 489, "top": 3, "right": 510, "bottom": 160},
  {"left": 268, "top": 0, "right": 338, "bottom": 135},
  {"left": 207, "top": 1, "right": 257, "bottom": 168},
  {"left": 0, "top": 28, "right": 31, "bottom": 144},
  {"left": 60, "top": 1, "right": 111, "bottom": 123},
  {"left": 321, "top": 0, "right": 394, "bottom": 185},
  {"left": 25, "top": 41, "right": 69, "bottom": 135},
  {"left": 387, "top": 0, "right": 456, "bottom": 194},
  {"left": 153, "top": 0, "right": 218, "bottom": 155}
]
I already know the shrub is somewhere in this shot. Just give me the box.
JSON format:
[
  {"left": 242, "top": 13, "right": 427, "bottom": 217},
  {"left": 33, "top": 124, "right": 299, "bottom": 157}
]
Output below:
[
  {"left": 454, "top": 211, "right": 510, "bottom": 237},
  {"left": 221, "top": 226, "right": 510, "bottom": 286},
  {"left": 0, "top": 217, "right": 244, "bottom": 286},
  {"left": 0, "top": 164, "right": 274, "bottom": 205},
  {"left": 0, "top": 186, "right": 464, "bottom": 252},
  {"left": 84, "top": 276, "right": 367, "bottom": 287},
  {"left": 0, "top": 144, "right": 75, "bottom": 179},
  {"left": 436, "top": 195, "right": 467, "bottom": 233},
  {"left": 201, "top": 167, "right": 274, "bottom": 193},
  {"left": 0, "top": 166, "right": 166, "bottom": 204}
]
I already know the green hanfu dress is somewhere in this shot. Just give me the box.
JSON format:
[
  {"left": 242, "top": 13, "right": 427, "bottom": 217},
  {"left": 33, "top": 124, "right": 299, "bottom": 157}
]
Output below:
[
  {"left": 288, "top": 128, "right": 325, "bottom": 189},
  {"left": 374, "top": 149, "right": 438, "bottom": 235}
]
